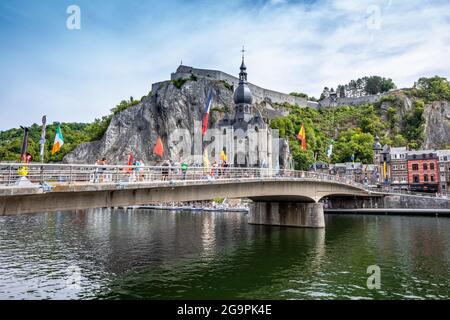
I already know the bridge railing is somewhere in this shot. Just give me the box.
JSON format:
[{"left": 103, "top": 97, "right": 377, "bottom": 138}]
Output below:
[{"left": 0, "top": 162, "right": 367, "bottom": 190}]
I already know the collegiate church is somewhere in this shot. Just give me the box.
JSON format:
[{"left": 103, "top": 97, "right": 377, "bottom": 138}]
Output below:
[{"left": 210, "top": 54, "right": 293, "bottom": 170}]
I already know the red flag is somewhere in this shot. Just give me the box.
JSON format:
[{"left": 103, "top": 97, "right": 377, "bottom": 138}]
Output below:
[
  {"left": 127, "top": 152, "right": 133, "bottom": 166},
  {"left": 202, "top": 92, "right": 213, "bottom": 136},
  {"left": 154, "top": 136, "right": 164, "bottom": 157}
]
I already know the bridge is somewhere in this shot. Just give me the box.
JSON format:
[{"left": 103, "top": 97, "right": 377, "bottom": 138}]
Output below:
[{"left": 0, "top": 163, "right": 389, "bottom": 228}]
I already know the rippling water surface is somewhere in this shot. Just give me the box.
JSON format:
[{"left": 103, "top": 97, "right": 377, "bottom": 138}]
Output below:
[{"left": 0, "top": 209, "right": 449, "bottom": 299}]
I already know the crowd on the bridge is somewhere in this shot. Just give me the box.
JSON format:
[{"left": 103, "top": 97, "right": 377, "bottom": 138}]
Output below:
[{"left": 88, "top": 157, "right": 306, "bottom": 184}]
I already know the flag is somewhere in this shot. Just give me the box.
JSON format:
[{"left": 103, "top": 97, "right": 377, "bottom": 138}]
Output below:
[
  {"left": 326, "top": 142, "right": 333, "bottom": 158},
  {"left": 220, "top": 150, "right": 227, "bottom": 162},
  {"left": 201, "top": 91, "right": 214, "bottom": 136},
  {"left": 383, "top": 161, "right": 387, "bottom": 178},
  {"left": 51, "top": 125, "right": 64, "bottom": 155},
  {"left": 40, "top": 116, "right": 46, "bottom": 163},
  {"left": 127, "top": 152, "right": 133, "bottom": 166},
  {"left": 203, "top": 148, "right": 210, "bottom": 170},
  {"left": 153, "top": 136, "right": 164, "bottom": 157},
  {"left": 20, "top": 126, "right": 29, "bottom": 162},
  {"left": 296, "top": 124, "right": 306, "bottom": 151}
]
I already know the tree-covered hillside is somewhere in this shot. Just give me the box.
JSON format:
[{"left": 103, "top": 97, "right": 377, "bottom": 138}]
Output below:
[
  {"left": 0, "top": 98, "right": 139, "bottom": 162},
  {"left": 271, "top": 76, "right": 450, "bottom": 170},
  {"left": 0, "top": 76, "right": 448, "bottom": 168}
]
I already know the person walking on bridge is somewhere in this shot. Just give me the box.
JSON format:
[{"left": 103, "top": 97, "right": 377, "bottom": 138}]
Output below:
[
  {"left": 181, "top": 161, "right": 188, "bottom": 180},
  {"left": 162, "top": 160, "right": 170, "bottom": 181}
]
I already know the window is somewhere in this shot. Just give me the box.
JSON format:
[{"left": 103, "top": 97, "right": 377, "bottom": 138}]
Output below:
[
  {"left": 424, "top": 174, "right": 428, "bottom": 182},
  {"left": 223, "top": 129, "right": 227, "bottom": 135},
  {"left": 430, "top": 163, "right": 435, "bottom": 170},
  {"left": 423, "top": 163, "right": 428, "bottom": 170},
  {"left": 412, "top": 164, "right": 419, "bottom": 171},
  {"left": 400, "top": 164, "right": 406, "bottom": 170},
  {"left": 431, "top": 175, "right": 434, "bottom": 182},
  {"left": 413, "top": 175, "right": 420, "bottom": 183},
  {"left": 392, "top": 165, "right": 398, "bottom": 170}
]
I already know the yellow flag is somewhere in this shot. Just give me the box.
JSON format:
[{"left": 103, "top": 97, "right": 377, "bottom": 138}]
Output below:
[
  {"left": 220, "top": 150, "right": 227, "bottom": 162},
  {"left": 203, "top": 148, "right": 210, "bottom": 171}
]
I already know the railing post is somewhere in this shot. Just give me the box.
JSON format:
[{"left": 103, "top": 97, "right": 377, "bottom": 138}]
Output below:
[
  {"left": 40, "top": 165, "right": 44, "bottom": 185},
  {"left": 8, "top": 164, "right": 12, "bottom": 186},
  {"left": 69, "top": 165, "right": 73, "bottom": 184}
]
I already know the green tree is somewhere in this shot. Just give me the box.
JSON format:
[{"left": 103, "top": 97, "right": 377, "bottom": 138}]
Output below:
[
  {"left": 415, "top": 76, "right": 450, "bottom": 102},
  {"left": 403, "top": 99, "right": 425, "bottom": 149}
]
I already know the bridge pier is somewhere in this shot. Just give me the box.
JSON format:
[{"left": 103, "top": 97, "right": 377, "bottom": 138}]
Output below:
[{"left": 248, "top": 202, "right": 325, "bottom": 228}]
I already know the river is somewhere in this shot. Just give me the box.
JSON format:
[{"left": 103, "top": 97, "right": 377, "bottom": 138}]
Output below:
[{"left": 0, "top": 209, "right": 449, "bottom": 299}]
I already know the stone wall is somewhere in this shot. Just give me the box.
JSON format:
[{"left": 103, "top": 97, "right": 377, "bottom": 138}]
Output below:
[
  {"left": 317, "top": 88, "right": 408, "bottom": 108},
  {"left": 318, "top": 94, "right": 383, "bottom": 108},
  {"left": 325, "top": 194, "right": 450, "bottom": 209},
  {"left": 170, "top": 65, "right": 311, "bottom": 108}
]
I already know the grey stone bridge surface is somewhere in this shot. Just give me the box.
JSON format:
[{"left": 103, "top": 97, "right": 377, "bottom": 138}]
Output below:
[{"left": 0, "top": 179, "right": 370, "bottom": 223}]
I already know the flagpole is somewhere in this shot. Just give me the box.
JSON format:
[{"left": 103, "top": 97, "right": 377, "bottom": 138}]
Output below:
[
  {"left": 40, "top": 115, "right": 47, "bottom": 163},
  {"left": 20, "top": 126, "right": 29, "bottom": 163}
]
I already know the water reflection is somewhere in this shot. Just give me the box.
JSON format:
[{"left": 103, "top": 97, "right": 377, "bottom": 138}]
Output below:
[{"left": 0, "top": 210, "right": 448, "bottom": 299}]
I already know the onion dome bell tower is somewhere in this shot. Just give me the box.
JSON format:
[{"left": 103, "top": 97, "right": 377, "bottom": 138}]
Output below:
[
  {"left": 373, "top": 135, "right": 382, "bottom": 166},
  {"left": 233, "top": 48, "right": 253, "bottom": 122}
]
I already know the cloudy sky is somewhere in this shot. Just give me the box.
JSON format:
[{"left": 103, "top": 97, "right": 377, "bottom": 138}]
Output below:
[{"left": 0, "top": 0, "right": 449, "bottom": 129}]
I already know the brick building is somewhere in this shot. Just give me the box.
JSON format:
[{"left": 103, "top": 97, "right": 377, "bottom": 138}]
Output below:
[{"left": 407, "top": 151, "right": 439, "bottom": 193}]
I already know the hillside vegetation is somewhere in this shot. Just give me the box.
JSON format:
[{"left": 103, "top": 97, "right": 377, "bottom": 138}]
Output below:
[
  {"left": 0, "top": 98, "right": 139, "bottom": 162},
  {"left": 0, "top": 76, "right": 448, "bottom": 168},
  {"left": 271, "top": 76, "right": 450, "bottom": 170}
]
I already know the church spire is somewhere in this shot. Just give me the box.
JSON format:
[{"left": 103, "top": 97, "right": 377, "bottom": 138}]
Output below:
[{"left": 239, "top": 46, "right": 247, "bottom": 82}]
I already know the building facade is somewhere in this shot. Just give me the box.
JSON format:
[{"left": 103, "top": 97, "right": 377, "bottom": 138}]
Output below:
[
  {"left": 389, "top": 147, "right": 409, "bottom": 190},
  {"left": 407, "top": 151, "right": 439, "bottom": 193},
  {"left": 437, "top": 150, "right": 450, "bottom": 196}
]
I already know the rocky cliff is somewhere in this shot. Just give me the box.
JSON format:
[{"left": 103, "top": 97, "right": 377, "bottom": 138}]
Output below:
[
  {"left": 378, "top": 91, "right": 450, "bottom": 150},
  {"left": 64, "top": 78, "right": 450, "bottom": 165},
  {"left": 423, "top": 100, "right": 450, "bottom": 149},
  {"left": 63, "top": 78, "right": 281, "bottom": 164}
]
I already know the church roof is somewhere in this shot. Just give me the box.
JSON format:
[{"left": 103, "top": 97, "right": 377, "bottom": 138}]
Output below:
[{"left": 234, "top": 83, "right": 253, "bottom": 104}]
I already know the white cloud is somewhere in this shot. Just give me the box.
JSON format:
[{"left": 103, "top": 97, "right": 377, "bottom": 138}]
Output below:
[{"left": 0, "top": 0, "right": 449, "bottom": 129}]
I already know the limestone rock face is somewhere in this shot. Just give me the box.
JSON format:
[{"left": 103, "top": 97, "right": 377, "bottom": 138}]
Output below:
[
  {"left": 380, "top": 92, "right": 450, "bottom": 150},
  {"left": 423, "top": 100, "right": 450, "bottom": 149},
  {"left": 63, "top": 78, "right": 282, "bottom": 164}
]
